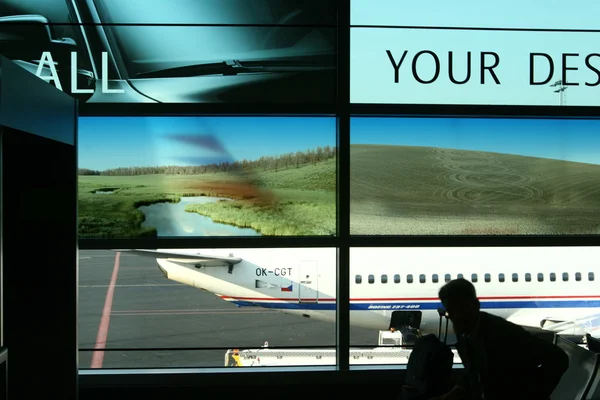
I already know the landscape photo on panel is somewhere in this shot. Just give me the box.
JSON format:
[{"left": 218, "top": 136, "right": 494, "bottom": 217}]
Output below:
[
  {"left": 78, "top": 116, "right": 336, "bottom": 238},
  {"left": 350, "top": 116, "right": 600, "bottom": 235}
]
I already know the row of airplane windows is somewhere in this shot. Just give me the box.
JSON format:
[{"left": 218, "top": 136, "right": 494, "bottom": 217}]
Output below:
[{"left": 354, "top": 272, "right": 596, "bottom": 284}]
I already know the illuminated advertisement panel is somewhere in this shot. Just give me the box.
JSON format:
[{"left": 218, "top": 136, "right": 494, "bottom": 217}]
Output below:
[
  {"left": 0, "top": 0, "right": 336, "bottom": 104},
  {"left": 78, "top": 116, "right": 336, "bottom": 238},
  {"left": 351, "top": 116, "right": 600, "bottom": 235},
  {"left": 351, "top": 0, "right": 600, "bottom": 106}
]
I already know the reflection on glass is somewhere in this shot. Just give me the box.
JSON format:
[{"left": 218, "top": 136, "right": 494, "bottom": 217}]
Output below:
[
  {"left": 351, "top": 116, "right": 600, "bottom": 235},
  {"left": 349, "top": 246, "right": 600, "bottom": 365},
  {"left": 78, "top": 116, "right": 336, "bottom": 238},
  {"left": 95, "top": 0, "right": 337, "bottom": 104},
  {"left": 78, "top": 248, "right": 337, "bottom": 368},
  {"left": 0, "top": 0, "right": 337, "bottom": 104}
]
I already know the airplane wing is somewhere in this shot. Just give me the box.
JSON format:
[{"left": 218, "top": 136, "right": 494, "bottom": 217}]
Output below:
[
  {"left": 542, "top": 312, "right": 600, "bottom": 339},
  {"left": 114, "top": 249, "right": 242, "bottom": 265},
  {"left": 508, "top": 309, "right": 600, "bottom": 339}
]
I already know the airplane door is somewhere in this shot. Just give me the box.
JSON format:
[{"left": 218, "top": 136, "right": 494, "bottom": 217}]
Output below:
[{"left": 299, "top": 261, "right": 318, "bottom": 303}]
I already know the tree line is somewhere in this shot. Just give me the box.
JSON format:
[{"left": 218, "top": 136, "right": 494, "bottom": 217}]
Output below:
[{"left": 78, "top": 145, "right": 336, "bottom": 176}]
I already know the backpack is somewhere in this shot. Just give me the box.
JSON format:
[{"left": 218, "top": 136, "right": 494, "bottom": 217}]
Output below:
[{"left": 400, "top": 310, "right": 454, "bottom": 400}]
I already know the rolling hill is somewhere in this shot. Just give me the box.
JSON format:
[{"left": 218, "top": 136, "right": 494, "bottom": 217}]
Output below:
[{"left": 350, "top": 144, "right": 600, "bottom": 235}]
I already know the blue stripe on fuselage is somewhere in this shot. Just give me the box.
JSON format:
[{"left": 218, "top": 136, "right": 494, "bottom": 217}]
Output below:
[{"left": 228, "top": 300, "right": 600, "bottom": 311}]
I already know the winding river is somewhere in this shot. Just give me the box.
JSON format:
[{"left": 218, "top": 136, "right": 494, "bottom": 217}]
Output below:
[{"left": 137, "top": 196, "right": 261, "bottom": 236}]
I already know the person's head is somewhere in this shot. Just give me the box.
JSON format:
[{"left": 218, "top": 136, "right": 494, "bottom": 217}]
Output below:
[{"left": 438, "top": 278, "right": 480, "bottom": 335}]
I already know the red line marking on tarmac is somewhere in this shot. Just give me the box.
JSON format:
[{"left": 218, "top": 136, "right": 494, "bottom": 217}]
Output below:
[{"left": 90, "top": 251, "right": 121, "bottom": 368}]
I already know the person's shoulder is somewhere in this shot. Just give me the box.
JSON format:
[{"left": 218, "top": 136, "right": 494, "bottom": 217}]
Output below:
[{"left": 480, "top": 312, "right": 524, "bottom": 334}]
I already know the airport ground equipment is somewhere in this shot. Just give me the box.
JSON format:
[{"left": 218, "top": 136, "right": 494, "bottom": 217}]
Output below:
[{"left": 224, "top": 328, "right": 461, "bottom": 367}]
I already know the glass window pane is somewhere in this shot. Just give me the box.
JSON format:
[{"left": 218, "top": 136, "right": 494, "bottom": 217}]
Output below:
[
  {"left": 78, "top": 116, "right": 337, "bottom": 239},
  {"left": 350, "top": 116, "right": 600, "bottom": 235},
  {"left": 79, "top": 247, "right": 337, "bottom": 368}
]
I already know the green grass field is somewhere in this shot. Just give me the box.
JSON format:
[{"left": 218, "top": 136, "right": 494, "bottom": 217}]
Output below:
[
  {"left": 78, "top": 159, "right": 335, "bottom": 238},
  {"left": 350, "top": 144, "right": 600, "bottom": 235}
]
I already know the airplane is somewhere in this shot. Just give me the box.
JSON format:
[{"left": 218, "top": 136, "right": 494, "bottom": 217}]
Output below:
[{"left": 116, "top": 246, "right": 600, "bottom": 343}]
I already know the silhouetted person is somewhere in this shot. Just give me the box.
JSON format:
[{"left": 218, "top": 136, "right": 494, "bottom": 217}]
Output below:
[{"left": 431, "top": 278, "right": 568, "bottom": 400}]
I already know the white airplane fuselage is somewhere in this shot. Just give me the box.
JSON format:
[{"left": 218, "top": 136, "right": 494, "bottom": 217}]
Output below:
[{"left": 148, "top": 246, "right": 600, "bottom": 338}]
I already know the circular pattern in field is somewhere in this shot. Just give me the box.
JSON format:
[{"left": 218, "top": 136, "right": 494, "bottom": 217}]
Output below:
[{"left": 430, "top": 148, "right": 544, "bottom": 203}]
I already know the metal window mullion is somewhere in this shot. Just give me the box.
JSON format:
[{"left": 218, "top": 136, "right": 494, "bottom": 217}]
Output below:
[{"left": 336, "top": 0, "right": 351, "bottom": 372}]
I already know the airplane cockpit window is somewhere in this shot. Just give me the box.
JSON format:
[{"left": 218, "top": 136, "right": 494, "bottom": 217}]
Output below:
[
  {"left": 368, "top": 274, "right": 374, "bottom": 284},
  {"left": 355, "top": 275, "right": 362, "bottom": 284},
  {"left": 499, "top": 273, "right": 505, "bottom": 282},
  {"left": 512, "top": 273, "right": 518, "bottom": 282},
  {"left": 381, "top": 274, "right": 388, "bottom": 283},
  {"left": 589, "top": 272, "right": 595, "bottom": 281},
  {"left": 525, "top": 273, "right": 531, "bottom": 282},
  {"left": 471, "top": 273, "right": 478, "bottom": 283},
  {"left": 484, "top": 273, "right": 491, "bottom": 283},
  {"left": 407, "top": 274, "right": 413, "bottom": 283},
  {"left": 562, "top": 272, "right": 569, "bottom": 281},
  {"left": 537, "top": 273, "right": 543, "bottom": 282},
  {"left": 394, "top": 274, "right": 400, "bottom": 283},
  {"left": 432, "top": 274, "right": 439, "bottom": 283},
  {"left": 575, "top": 272, "right": 581, "bottom": 281},
  {"left": 550, "top": 273, "right": 556, "bottom": 282},
  {"left": 444, "top": 274, "right": 451, "bottom": 283},
  {"left": 419, "top": 274, "right": 426, "bottom": 283}
]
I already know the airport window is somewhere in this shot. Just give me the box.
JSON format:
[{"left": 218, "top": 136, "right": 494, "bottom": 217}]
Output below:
[{"left": 66, "top": 1, "right": 600, "bottom": 375}]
